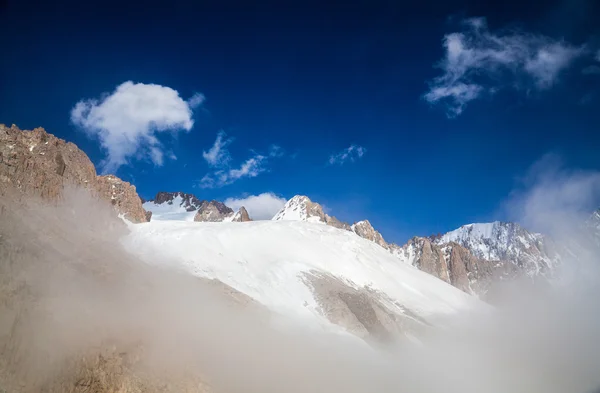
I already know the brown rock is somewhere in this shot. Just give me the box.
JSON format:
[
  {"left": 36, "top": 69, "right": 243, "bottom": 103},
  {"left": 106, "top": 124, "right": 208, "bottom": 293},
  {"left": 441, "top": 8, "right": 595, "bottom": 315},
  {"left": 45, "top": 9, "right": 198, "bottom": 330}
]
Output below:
[
  {"left": 231, "top": 206, "right": 252, "bottom": 222},
  {"left": 0, "top": 124, "right": 149, "bottom": 223},
  {"left": 95, "top": 175, "right": 148, "bottom": 223},
  {"left": 351, "top": 220, "right": 389, "bottom": 250},
  {"left": 193, "top": 200, "right": 234, "bottom": 222}
]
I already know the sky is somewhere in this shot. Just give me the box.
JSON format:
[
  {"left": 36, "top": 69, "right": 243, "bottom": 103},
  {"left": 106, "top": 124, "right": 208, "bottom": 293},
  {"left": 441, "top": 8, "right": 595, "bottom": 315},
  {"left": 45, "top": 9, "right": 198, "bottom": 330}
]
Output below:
[{"left": 1, "top": 0, "right": 599, "bottom": 243}]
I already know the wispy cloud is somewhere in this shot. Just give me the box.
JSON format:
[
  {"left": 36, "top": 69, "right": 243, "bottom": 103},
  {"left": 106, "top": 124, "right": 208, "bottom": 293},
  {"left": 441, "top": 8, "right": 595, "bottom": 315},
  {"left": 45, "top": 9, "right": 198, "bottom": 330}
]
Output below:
[
  {"left": 328, "top": 145, "right": 366, "bottom": 165},
  {"left": 199, "top": 133, "right": 282, "bottom": 188},
  {"left": 71, "top": 81, "right": 203, "bottom": 173},
  {"left": 224, "top": 192, "right": 287, "bottom": 220},
  {"left": 424, "top": 17, "right": 587, "bottom": 117},
  {"left": 202, "top": 131, "right": 233, "bottom": 167}
]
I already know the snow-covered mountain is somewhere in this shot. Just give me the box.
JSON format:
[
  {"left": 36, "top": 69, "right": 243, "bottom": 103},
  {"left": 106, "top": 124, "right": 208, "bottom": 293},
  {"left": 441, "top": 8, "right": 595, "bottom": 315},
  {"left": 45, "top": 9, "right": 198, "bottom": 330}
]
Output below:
[
  {"left": 271, "top": 195, "right": 564, "bottom": 297},
  {"left": 122, "top": 219, "right": 480, "bottom": 340},
  {"left": 437, "top": 221, "right": 558, "bottom": 275},
  {"left": 142, "top": 192, "right": 202, "bottom": 221},
  {"left": 143, "top": 191, "right": 251, "bottom": 222}
]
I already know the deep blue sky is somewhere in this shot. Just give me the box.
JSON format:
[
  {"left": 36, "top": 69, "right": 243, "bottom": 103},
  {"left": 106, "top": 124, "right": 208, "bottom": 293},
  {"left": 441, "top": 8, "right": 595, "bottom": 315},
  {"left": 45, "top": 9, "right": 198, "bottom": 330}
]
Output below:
[{"left": 1, "top": 0, "right": 599, "bottom": 243}]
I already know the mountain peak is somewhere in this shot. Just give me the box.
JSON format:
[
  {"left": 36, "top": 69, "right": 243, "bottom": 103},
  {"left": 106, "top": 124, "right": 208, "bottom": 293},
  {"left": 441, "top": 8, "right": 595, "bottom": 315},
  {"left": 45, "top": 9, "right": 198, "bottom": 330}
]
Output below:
[{"left": 272, "top": 195, "right": 326, "bottom": 222}]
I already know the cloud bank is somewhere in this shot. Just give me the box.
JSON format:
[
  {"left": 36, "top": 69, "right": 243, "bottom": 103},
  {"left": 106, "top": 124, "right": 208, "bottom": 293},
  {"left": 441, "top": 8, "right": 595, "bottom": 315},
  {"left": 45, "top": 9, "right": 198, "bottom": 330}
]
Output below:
[
  {"left": 224, "top": 193, "right": 287, "bottom": 220},
  {"left": 328, "top": 145, "right": 366, "bottom": 165},
  {"left": 71, "top": 81, "right": 203, "bottom": 173},
  {"left": 424, "top": 17, "right": 587, "bottom": 117}
]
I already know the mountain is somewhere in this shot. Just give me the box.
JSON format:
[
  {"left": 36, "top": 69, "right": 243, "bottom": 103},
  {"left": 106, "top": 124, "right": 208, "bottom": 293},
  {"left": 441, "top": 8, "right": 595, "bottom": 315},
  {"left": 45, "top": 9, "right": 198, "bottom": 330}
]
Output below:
[
  {"left": 272, "top": 195, "right": 350, "bottom": 229},
  {"left": 271, "top": 195, "right": 562, "bottom": 297},
  {"left": 0, "top": 124, "right": 148, "bottom": 223},
  {"left": 122, "top": 219, "right": 479, "bottom": 341},
  {"left": 437, "top": 222, "right": 558, "bottom": 276},
  {"left": 143, "top": 191, "right": 251, "bottom": 222},
  {"left": 0, "top": 125, "right": 576, "bottom": 301}
]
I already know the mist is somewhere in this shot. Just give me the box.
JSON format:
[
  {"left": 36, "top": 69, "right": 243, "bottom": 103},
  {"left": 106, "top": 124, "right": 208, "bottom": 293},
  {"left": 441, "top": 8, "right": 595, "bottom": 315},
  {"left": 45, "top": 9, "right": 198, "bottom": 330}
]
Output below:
[{"left": 1, "top": 159, "right": 600, "bottom": 393}]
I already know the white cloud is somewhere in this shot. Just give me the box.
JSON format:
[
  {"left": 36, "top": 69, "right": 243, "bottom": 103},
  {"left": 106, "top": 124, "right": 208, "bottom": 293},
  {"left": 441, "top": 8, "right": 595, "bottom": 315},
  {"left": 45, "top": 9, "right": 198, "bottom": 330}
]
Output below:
[
  {"left": 224, "top": 193, "right": 287, "bottom": 220},
  {"left": 424, "top": 17, "right": 586, "bottom": 117},
  {"left": 202, "top": 131, "right": 233, "bottom": 167},
  {"left": 199, "top": 136, "right": 283, "bottom": 188},
  {"left": 71, "top": 81, "right": 202, "bottom": 173},
  {"left": 328, "top": 145, "right": 366, "bottom": 165}
]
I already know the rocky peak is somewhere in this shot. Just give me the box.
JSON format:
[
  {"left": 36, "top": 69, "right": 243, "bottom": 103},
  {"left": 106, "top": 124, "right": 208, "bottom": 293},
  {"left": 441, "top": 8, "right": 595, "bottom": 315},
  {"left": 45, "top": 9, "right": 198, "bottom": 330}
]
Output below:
[
  {"left": 272, "top": 195, "right": 326, "bottom": 222},
  {"left": 272, "top": 195, "right": 352, "bottom": 230},
  {"left": 194, "top": 200, "right": 234, "bottom": 222},
  {"left": 230, "top": 206, "right": 252, "bottom": 222},
  {"left": 351, "top": 220, "right": 389, "bottom": 250},
  {"left": 151, "top": 191, "right": 203, "bottom": 212},
  {"left": 437, "top": 221, "right": 557, "bottom": 276},
  {"left": 0, "top": 124, "right": 148, "bottom": 223}
]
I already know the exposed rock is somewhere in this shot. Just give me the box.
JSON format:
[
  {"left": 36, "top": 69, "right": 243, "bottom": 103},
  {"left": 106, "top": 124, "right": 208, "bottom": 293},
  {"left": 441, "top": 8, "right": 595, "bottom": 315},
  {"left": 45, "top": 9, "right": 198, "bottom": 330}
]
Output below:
[
  {"left": 351, "top": 220, "right": 389, "bottom": 250},
  {"left": 304, "top": 271, "right": 430, "bottom": 343},
  {"left": 230, "top": 206, "right": 251, "bottom": 222},
  {"left": 194, "top": 200, "right": 234, "bottom": 222},
  {"left": 95, "top": 175, "right": 148, "bottom": 223},
  {"left": 437, "top": 221, "right": 558, "bottom": 277},
  {"left": 151, "top": 191, "right": 203, "bottom": 211},
  {"left": 145, "top": 209, "right": 153, "bottom": 221},
  {"left": 272, "top": 195, "right": 352, "bottom": 230},
  {"left": 0, "top": 124, "right": 149, "bottom": 223}
]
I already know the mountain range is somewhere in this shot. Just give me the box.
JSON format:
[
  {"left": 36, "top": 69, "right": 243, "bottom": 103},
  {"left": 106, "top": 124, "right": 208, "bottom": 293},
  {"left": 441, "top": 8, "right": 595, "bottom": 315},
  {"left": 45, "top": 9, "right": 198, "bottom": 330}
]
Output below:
[{"left": 0, "top": 124, "right": 592, "bottom": 306}]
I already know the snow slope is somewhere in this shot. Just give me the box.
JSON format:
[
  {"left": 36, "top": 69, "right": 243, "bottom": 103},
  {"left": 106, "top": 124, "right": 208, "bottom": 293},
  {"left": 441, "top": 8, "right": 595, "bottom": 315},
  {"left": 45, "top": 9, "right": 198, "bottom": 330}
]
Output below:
[
  {"left": 122, "top": 220, "right": 478, "bottom": 333},
  {"left": 142, "top": 195, "right": 197, "bottom": 221}
]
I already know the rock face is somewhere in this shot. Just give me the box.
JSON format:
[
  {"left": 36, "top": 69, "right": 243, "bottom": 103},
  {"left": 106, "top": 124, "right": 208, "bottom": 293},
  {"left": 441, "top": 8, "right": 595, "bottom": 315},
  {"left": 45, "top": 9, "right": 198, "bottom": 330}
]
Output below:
[
  {"left": 144, "top": 191, "right": 252, "bottom": 222},
  {"left": 0, "top": 124, "right": 149, "bottom": 223},
  {"left": 438, "top": 222, "right": 558, "bottom": 277},
  {"left": 351, "top": 220, "right": 389, "bottom": 250},
  {"left": 230, "top": 206, "right": 251, "bottom": 222},
  {"left": 95, "top": 175, "right": 148, "bottom": 224},
  {"left": 153, "top": 191, "right": 203, "bottom": 211},
  {"left": 194, "top": 200, "right": 234, "bottom": 222}
]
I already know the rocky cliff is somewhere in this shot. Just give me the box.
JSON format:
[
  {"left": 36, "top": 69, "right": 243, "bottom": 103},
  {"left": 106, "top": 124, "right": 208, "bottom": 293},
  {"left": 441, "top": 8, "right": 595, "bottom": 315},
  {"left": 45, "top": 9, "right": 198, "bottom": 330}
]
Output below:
[{"left": 0, "top": 124, "right": 148, "bottom": 223}]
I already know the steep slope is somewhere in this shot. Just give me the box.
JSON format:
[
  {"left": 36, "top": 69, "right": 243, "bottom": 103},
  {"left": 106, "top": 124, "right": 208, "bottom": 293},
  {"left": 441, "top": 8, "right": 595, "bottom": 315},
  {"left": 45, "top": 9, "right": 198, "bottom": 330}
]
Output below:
[
  {"left": 122, "top": 220, "right": 480, "bottom": 339},
  {"left": 0, "top": 124, "right": 148, "bottom": 223}
]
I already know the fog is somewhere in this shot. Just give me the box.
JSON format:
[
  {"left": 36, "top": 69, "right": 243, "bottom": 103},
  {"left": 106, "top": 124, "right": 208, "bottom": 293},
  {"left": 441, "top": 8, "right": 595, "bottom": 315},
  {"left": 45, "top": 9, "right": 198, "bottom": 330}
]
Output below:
[{"left": 1, "top": 160, "right": 599, "bottom": 393}]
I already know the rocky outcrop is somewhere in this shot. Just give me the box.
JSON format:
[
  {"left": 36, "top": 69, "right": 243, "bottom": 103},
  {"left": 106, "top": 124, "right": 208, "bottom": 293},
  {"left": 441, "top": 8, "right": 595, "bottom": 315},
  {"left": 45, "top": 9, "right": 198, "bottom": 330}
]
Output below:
[
  {"left": 230, "top": 206, "right": 251, "bottom": 222},
  {"left": 95, "top": 175, "right": 148, "bottom": 223},
  {"left": 0, "top": 124, "right": 149, "bottom": 223},
  {"left": 194, "top": 200, "right": 234, "bottom": 222},
  {"left": 304, "top": 271, "right": 430, "bottom": 342},
  {"left": 152, "top": 191, "right": 203, "bottom": 211},
  {"left": 351, "top": 220, "right": 389, "bottom": 250}
]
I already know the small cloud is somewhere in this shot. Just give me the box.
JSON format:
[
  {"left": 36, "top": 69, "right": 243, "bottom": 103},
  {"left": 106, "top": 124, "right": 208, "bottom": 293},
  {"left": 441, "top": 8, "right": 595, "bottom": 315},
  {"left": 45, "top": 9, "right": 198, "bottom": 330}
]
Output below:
[
  {"left": 71, "top": 81, "right": 202, "bottom": 173},
  {"left": 582, "top": 65, "right": 600, "bottom": 75},
  {"left": 268, "top": 145, "right": 284, "bottom": 158},
  {"left": 199, "top": 137, "right": 283, "bottom": 188},
  {"left": 328, "top": 145, "right": 366, "bottom": 166},
  {"left": 424, "top": 17, "right": 587, "bottom": 117},
  {"left": 188, "top": 93, "right": 205, "bottom": 109},
  {"left": 202, "top": 131, "right": 233, "bottom": 167},
  {"left": 224, "top": 193, "right": 287, "bottom": 220}
]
